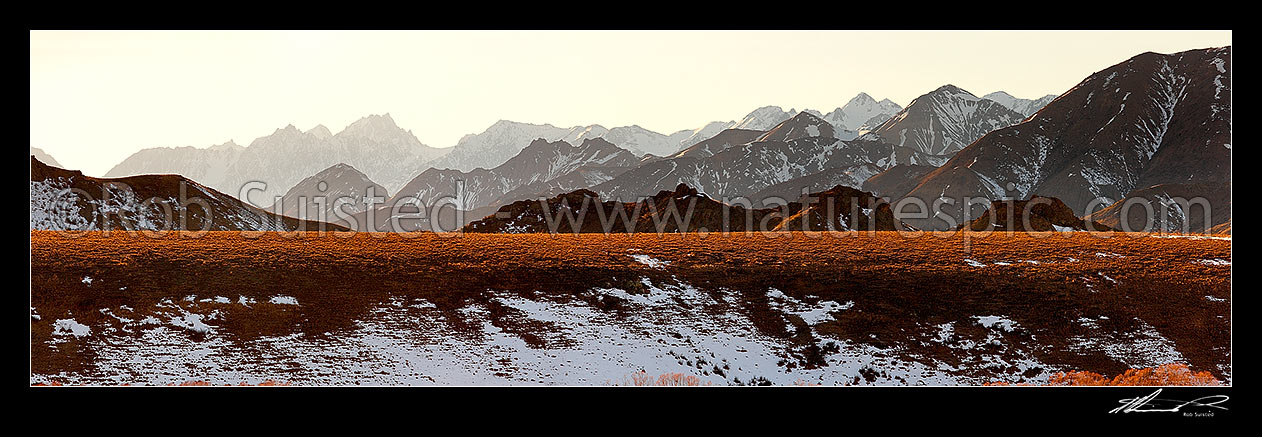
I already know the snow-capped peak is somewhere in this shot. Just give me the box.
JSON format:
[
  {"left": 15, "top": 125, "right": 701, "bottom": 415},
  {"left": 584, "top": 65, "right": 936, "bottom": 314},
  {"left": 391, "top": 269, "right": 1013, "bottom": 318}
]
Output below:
[
  {"left": 829, "top": 93, "right": 905, "bottom": 132},
  {"left": 755, "top": 110, "right": 836, "bottom": 142},
  {"left": 733, "top": 106, "right": 794, "bottom": 131},
  {"left": 932, "top": 84, "right": 979, "bottom": 101}
]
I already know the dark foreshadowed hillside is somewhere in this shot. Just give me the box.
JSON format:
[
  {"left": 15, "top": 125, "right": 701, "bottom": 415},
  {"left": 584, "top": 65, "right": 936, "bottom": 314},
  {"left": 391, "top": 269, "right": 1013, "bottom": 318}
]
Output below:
[
  {"left": 963, "top": 195, "right": 1115, "bottom": 232},
  {"left": 463, "top": 183, "right": 908, "bottom": 234},
  {"left": 31, "top": 156, "right": 345, "bottom": 232}
]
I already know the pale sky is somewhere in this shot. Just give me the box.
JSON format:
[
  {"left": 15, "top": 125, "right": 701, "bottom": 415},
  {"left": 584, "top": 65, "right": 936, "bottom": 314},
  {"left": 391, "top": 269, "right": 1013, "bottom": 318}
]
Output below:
[{"left": 30, "top": 30, "right": 1230, "bottom": 177}]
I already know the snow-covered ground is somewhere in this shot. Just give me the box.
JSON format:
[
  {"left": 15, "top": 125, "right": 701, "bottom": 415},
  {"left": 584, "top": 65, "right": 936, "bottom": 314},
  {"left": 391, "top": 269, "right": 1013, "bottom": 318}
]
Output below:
[{"left": 30, "top": 270, "right": 1217, "bottom": 386}]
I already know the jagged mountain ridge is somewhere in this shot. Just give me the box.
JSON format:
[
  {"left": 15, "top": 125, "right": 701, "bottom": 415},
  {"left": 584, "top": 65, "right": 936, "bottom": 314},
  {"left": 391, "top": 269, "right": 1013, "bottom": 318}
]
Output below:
[
  {"left": 592, "top": 134, "right": 948, "bottom": 204},
  {"left": 588, "top": 107, "right": 950, "bottom": 204},
  {"left": 106, "top": 114, "right": 446, "bottom": 208},
  {"left": 381, "top": 137, "right": 640, "bottom": 220},
  {"left": 870, "top": 85, "right": 1027, "bottom": 156},
  {"left": 425, "top": 121, "right": 709, "bottom": 172},
  {"left": 982, "top": 91, "right": 1059, "bottom": 117},
  {"left": 900, "top": 47, "right": 1231, "bottom": 231},
  {"left": 823, "top": 93, "right": 904, "bottom": 132}
]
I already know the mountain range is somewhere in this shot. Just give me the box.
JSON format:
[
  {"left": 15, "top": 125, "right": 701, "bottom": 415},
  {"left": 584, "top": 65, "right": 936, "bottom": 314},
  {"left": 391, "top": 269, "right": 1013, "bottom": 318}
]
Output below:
[
  {"left": 94, "top": 93, "right": 913, "bottom": 204},
  {"left": 393, "top": 137, "right": 639, "bottom": 212},
  {"left": 590, "top": 111, "right": 950, "bottom": 203},
  {"left": 899, "top": 47, "right": 1230, "bottom": 231},
  {"left": 106, "top": 114, "right": 445, "bottom": 207},
  {"left": 35, "top": 45, "right": 1225, "bottom": 235}
]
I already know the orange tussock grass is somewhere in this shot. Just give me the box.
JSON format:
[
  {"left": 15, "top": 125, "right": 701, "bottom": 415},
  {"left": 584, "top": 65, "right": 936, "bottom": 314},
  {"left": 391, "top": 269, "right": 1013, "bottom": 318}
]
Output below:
[
  {"left": 31, "top": 231, "right": 1230, "bottom": 383},
  {"left": 987, "top": 363, "right": 1222, "bottom": 386}
]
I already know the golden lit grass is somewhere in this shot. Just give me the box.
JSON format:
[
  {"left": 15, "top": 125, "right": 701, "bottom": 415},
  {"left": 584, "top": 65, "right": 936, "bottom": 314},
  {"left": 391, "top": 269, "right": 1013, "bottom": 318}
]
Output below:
[
  {"left": 30, "top": 231, "right": 1230, "bottom": 383},
  {"left": 28, "top": 230, "right": 1231, "bottom": 276},
  {"left": 986, "top": 363, "right": 1222, "bottom": 386}
]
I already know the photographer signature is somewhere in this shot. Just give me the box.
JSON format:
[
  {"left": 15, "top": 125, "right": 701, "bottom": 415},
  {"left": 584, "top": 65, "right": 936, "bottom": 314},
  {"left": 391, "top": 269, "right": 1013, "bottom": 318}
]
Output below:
[{"left": 1109, "top": 389, "right": 1229, "bottom": 414}]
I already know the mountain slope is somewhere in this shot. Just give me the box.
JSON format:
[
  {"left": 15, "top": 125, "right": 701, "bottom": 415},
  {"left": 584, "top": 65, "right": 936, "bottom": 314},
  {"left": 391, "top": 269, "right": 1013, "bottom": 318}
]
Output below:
[
  {"left": 901, "top": 47, "right": 1231, "bottom": 231},
  {"left": 271, "top": 163, "right": 390, "bottom": 222},
  {"left": 30, "top": 147, "right": 62, "bottom": 168},
  {"left": 592, "top": 136, "right": 947, "bottom": 203},
  {"left": 861, "top": 164, "right": 937, "bottom": 200},
  {"left": 389, "top": 137, "right": 639, "bottom": 214},
  {"left": 670, "top": 129, "right": 766, "bottom": 159},
  {"left": 732, "top": 106, "right": 797, "bottom": 131},
  {"left": 425, "top": 120, "right": 713, "bottom": 171},
  {"left": 751, "top": 164, "right": 884, "bottom": 202},
  {"left": 31, "top": 156, "right": 342, "bottom": 232},
  {"left": 675, "top": 121, "right": 738, "bottom": 152},
  {"left": 982, "top": 92, "right": 1059, "bottom": 117},
  {"left": 755, "top": 111, "right": 836, "bottom": 143},
  {"left": 870, "top": 85, "right": 1026, "bottom": 156},
  {"left": 1085, "top": 182, "right": 1230, "bottom": 233},
  {"left": 425, "top": 120, "right": 576, "bottom": 172},
  {"left": 105, "top": 141, "right": 246, "bottom": 189},
  {"left": 106, "top": 114, "right": 445, "bottom": 207},
  {"left": 602, "top": 125, "right": 685, "bottom": 157},
  {"left": 823, "top": 93, "right": 903, "bottom": 132},
  {"left": 329, "top": 113, "right": 447, "bottom": 191}
]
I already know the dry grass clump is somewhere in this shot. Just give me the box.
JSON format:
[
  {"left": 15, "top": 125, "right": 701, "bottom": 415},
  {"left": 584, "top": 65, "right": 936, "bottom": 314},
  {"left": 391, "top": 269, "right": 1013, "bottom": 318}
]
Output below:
[
  {"left": 611, "top": 371, "right": 713, "bottom": 386},
  {"left": 986, "top": 363, "right": 1222, "bottom": 386}
]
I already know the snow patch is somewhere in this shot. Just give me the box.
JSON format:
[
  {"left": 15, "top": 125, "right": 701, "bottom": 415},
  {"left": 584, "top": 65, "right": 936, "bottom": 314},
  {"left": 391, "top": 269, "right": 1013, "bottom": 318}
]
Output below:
[
  {"left": 974, "top": 316, "right": 1017, "bottom": 333},
  {"left": 1150, "top": 234, "right": 1230, "bottom": 241},
  {"left": 53, "top": 319, "right": 91, "bottom": 338},
  {"left": 270, "top": 296, "right": 300, "bottom": 305},
  {"left": 629, "top": 254, "right": 670, "bottom": 269}
]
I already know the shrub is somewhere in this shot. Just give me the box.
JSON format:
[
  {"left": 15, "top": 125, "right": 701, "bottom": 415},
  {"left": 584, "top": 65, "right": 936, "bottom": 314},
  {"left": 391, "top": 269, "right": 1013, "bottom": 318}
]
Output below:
[{"left": 612, "top": 371, "right": 712, "bottom": 386}]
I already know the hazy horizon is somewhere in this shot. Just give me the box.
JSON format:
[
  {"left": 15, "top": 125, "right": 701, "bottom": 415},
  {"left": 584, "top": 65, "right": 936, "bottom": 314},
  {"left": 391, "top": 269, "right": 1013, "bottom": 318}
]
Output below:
[{"left": 30, "top": 30, "right": 1230, "bottom": 177}]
